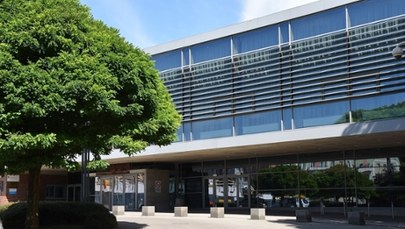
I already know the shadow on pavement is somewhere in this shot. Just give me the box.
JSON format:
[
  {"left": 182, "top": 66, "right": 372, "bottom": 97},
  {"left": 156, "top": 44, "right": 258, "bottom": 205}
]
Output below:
[
  {"left": 269, "top": 219, "right": 347, "bottom": 229},
  {"left": 118, "top": 222, "right": 148, "bottom": 229}
]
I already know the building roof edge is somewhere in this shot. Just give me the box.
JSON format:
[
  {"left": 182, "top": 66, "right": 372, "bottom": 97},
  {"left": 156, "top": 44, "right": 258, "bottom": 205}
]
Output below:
[{"left": 144, "top": 0, "right": 360, "bottom": 55}]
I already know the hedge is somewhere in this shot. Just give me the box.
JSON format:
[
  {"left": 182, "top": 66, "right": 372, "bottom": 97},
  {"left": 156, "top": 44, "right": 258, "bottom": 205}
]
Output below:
[{"left": 0, "top": 202, "right": 118, "bottom": 229}]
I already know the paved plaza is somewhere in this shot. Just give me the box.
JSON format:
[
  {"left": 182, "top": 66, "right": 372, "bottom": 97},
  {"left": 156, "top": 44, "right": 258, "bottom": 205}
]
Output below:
[
  {"left": 0, "top": 212, "right": 404, "bottom": 229},
  {"left": 116, "top": 212, "right": 405, "bottom": 229}
]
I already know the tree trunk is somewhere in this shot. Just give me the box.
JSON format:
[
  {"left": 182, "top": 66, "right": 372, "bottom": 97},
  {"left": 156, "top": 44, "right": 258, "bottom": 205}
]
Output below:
[{"left": 25, "top": 166, "right": 41, "bottom": 229}]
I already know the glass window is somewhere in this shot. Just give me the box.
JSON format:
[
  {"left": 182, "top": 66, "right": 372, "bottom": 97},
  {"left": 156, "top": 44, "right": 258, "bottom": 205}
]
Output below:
[
  {"left": 192, "top": 117, "right": 233, "bottom": 140},
  {"left": 283, "top": 108, "right": 292, "bottom": 130},
  {"left": 137, "top": 174, "right": 145, "bottom": 209},
  {"left": 183, "top": 122, "right": 191, "bottom": 141},
  {"left": 181, "top": 163, "right": 203, "bottom": 177},
  {"left": 124, "top": 177, "right": 135, "bottom": 211},
  {"left": 235, "top": 110, "right": 281, "bottom": 135},
  {"left": 294, "top": 101, "right": 350, "bottom": 128},
  {"left": 257, "top": 155, "right": 298, "bottom": 171},
  {"left": 182, "top": 48, "right": 190, "bottom": 66},
  {"left": 233, "top": 25, "right": 278, "bottom": 54},
  {"left": 191, "top": 37, "right": 231, "bottom": 63},
  {"left": 279, "top": 23, "right": 289, "bottom": 44},
  {"left": 291, "top": 7, "right": 345, "bottom": 40},
  {"left": 226, "top": 159, "right": 249, "bottom": 175},
  {"left": 203, "top": 161, "right": 225, "bottom": 176},
  {"left": 94, "top": 177, "right": 101, "bottom": 204},
  {"left": 45, "top": 185, "right": 65, "bottom": 200},
  {"left": 351, "top": 92, "right": 405, "bottom": 122},
  {"left": 175, "top": 126, "right": 182, "bottom": 142},
  {"left": 348, "top": 0, "right": 405, "bottom": 27},
  {"left": 113, "top": 176, "right": 124, "bottom": 205},
  {"left": 151, "top": 50, "right": 182, "bottom": 71}
]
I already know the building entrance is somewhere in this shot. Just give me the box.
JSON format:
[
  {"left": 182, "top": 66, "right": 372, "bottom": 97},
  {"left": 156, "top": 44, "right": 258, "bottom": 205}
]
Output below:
[
  {"left": 204, "top": 176, "right": 251, "bottom": 208},
  {"left": 123, "top": 174, "right": 145, "bottom": 211},
  {"left": 95, "top": 173, "right": 145, "bottom": 211}
]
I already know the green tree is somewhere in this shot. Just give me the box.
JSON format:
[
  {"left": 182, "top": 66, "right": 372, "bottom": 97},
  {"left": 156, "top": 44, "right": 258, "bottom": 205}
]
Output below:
[
  {"left": 0, "top": 0, "right": 181, "bottom": 228},
  {"left": 314, "top": 164, "right": 375, "bottom": 204},
  {"left": 258, "top": 165, "right": 318, "bottom": 201}
]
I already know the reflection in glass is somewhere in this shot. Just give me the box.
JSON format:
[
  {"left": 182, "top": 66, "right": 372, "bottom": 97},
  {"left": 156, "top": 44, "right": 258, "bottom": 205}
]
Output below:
[
  {"left": 235, "top": 110, "right": 281, "bottom": 135},
  {"left": 94, "top": 177, "right": 101, "bottom": 204},
  {"left": 351, "top": 93, "right": 405, "bottom": 122},
  {"left": 113, "top": 176, "right": 124, "bottom": 205},
  {"left": 294, "top": 101, "right": 349, "bottom": 128},
  {"left": 101, "top": 178, "right": 112, "bottom": 209},
  {"left": 125, "top": 177, "right": 135, "bottom": 211},
  {"left": 137, "top": 174, "right": 145, "bottom": 209},
  {"left": 192, "top": 117, "right": 233, "bottom": 140}
]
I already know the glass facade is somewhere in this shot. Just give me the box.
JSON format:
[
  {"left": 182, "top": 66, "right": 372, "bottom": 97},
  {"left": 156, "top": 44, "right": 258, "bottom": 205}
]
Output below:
[
  {"left": 95, "top": 172, "right": 145, "bottom": 211},
  {"left": 141, "top": 0, "right": 405, "bottom": 217},
  {"left": 178, "top": 147, "right": 405, "bottom": 213},
  {"left": 155, "top": 0, "right": 405, "bottom": 142}
]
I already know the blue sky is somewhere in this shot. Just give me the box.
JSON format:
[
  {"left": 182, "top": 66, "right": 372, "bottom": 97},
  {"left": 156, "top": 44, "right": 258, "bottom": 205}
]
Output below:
[{"left": 80, "top": 0, "right": 319, "bottom": 49}]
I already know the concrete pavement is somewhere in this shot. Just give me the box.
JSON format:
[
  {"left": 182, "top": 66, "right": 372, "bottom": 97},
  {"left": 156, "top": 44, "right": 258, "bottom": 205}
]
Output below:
[{"left": 116, "top": 212, "right": 405, "bottom": 229}]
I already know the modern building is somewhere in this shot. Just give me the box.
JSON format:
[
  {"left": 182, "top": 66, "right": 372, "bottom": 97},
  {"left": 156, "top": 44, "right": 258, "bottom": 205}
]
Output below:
[
  {"left": 94, "top": 0, "right": 405, "bottom": 217},
  {"left": 1, "top": 0, "right": 405, "bottom": 219}
]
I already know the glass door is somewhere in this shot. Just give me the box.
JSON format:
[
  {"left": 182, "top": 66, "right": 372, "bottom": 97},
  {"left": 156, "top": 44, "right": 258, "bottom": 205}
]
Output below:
[
  {"left": 136, "top": 173, "right": 145, "bottom": 210},
  {"left": 205, "top": 177, "right": 225, "bottom": 207},
  {"left": 101, "top": 178, "right": 112, "bottom": 210},
  {"left": 205, "top": 176, "right": 250, "bottom": 208},
  {"left": 124, "top": 177, "right": 135, "bottom": 211}
]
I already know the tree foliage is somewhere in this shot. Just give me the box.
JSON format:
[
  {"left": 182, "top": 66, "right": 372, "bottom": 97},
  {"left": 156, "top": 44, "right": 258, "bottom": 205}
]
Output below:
[
  {"left": 0, "top": 0, "right": 181, "bottom": 173},
  {"left": 314, "top": 164, "right": 375, "bottom": 201},
  {"left": 0, "top": 0, "right": 181, "bottom": 228},
  {"left": 258, "top": 165, "right": 318, "bottom": 197}
]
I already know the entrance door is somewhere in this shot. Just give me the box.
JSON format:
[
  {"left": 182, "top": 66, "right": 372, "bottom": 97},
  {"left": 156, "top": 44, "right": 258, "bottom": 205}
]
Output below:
[
  {"left": 101, "top": 178, "right": 112, "bottom": 210},
  {"left": 205, "top": 177, "right": 224, "bottom": 207},
  {"left": 205, "top": 176, "right": 250, "bottom": 208},
  {"left": 227, "top": 176, "right": 250, "bottom": 208},
  {"left": 136, "top": 173, "right": 145, "bottom": 210},
  {"left": 124, "top": 177, "right": 135, "bottom": 211}
]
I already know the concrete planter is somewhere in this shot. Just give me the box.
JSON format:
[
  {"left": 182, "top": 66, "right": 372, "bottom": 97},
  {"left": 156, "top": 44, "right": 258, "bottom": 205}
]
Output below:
[
  {"left": 142, "top": 206, "right": 155, "bottom": 216},
  {"left": 250, "top": 208, "right": 265, "bottom": 220},
  {"left": 348, "top": 211, "right": 365, "bottom": 225},
  {"left": 210, "top": 207, "right": 224, "bottom": 218},
  {"left": 174, "top": 206, "right": 188, "bottom": 217},
  {"left": 112, "top": 205, "right": 125, "bottom": 215},
  {"left": 295, "top": 209, "right": 312, "bottom": 222}
]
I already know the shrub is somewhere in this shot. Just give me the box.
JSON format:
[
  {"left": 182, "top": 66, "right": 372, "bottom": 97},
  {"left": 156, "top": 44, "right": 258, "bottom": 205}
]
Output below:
[
  {"left": 0, "top": 203, "right": 26, "bottom": 229},
  {"left": 0, "top": 202, "right": 118, "bottom": 229}
]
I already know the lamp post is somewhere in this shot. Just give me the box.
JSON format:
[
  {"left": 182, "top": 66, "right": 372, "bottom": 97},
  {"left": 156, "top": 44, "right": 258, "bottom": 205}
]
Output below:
[{"left": 392, "top": 41, "right": 405, "bottom": 60}]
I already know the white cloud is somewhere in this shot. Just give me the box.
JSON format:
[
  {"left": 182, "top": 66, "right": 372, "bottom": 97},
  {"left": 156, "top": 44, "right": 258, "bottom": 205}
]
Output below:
[
  {"left": 241, "top": 0, "right": 320, "bottom": 21},
  {"left": 84, "top": 0, "right": 155, "bottom": 48}
]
